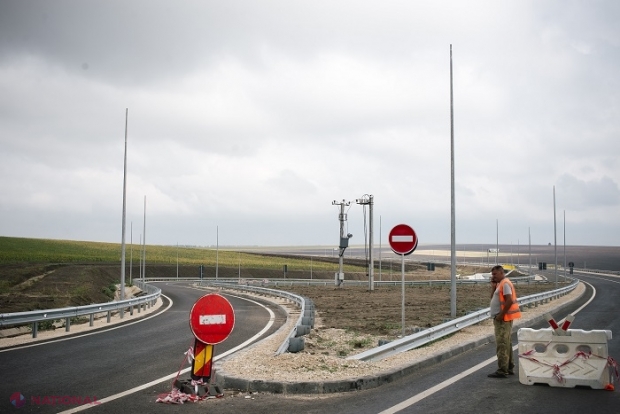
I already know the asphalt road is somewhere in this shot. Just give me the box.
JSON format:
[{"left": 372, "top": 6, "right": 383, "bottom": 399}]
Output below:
[
  {"left": 2, "top": 271, "right": 618, "bottom": 413},
  {"left": 182, "top": 270, "right": 620, "bottom": 414},
  {"left": 0, "top": 282, "right": 287, "bottom": 413}
]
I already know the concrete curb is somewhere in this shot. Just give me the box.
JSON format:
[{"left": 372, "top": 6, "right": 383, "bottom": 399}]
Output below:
[{"left": 215, "top": 285, "right": 585, "bottom": 395}]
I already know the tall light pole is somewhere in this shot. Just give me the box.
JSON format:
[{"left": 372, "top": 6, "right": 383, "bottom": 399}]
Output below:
[
  {"left": 553, "top": 186, "right": 558, "bottom": 288},
  {"left": 142, "top": 195, "right": 146, "bottom": 281},
  {"left": 564, "top": 210, "right": 567, "bottom": 281},
  {"left": 449, "top": 44, "right": 457, "bottom": 318},
  {"left": 379, "top": 215, "right": 382, "bottom": 282},
  {"left": 139, "top": 234, "right": 142, "bottom": 279},
  {"left": 120, "top": 108, "right": 129, "bottom": 318},
  {"left": 528, "top": 227, "right": 532, "bottom": 275},
  {"left": 496, "top": 219, "right": 499, "bottom": 264},
  {"left": 129, "top": 222, "right": 133, "bottom": 286}
]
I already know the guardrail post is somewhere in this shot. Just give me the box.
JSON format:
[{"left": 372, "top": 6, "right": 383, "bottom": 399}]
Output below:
[
  {"left": 65, "top": 317, "right": 70, "bottom": 332},
  {"left": 107, "top": 310, "right": 111, "bottom": 323},
  {"left": 89, "top": 314, "right": 94, "bottom": 327},
  {"left": 129, "top": 304, "right": 134, "bottom": 316},
  {"left": 32, "top": 321, "right": 38, "bottom": 338}
]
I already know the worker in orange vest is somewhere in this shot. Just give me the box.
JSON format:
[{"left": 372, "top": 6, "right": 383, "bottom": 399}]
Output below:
[{"left": 488, "top": 265, "right": 522, "bottom": 378}]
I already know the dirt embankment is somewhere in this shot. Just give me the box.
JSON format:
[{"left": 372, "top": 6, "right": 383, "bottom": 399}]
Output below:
[{"left": 0, "top": 262, "right": 556, "bottom": 339}]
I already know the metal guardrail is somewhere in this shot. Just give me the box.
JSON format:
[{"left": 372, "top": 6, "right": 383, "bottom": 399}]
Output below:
[
  {"left": 196, "top": 281, "right": 309, "bottom": 355},
  {"left": 348, "top": 277, "right": 580, "bottom": 362},
  {"left": 144, "top": 275, "right": 541, "bottom": 288},
  {"left": 190, "top": 276, "right": 560, "bottom": 358},
  {"left": 573, "top": 268, "right": 620, "bottom": 276},
  {"left": 0, "top": 280, "right": 161, "bottom": 338}
]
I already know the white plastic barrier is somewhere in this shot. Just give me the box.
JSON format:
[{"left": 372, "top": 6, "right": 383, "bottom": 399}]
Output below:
[{"left": 518, "top": 328, "right": 615, "bottom": 389}]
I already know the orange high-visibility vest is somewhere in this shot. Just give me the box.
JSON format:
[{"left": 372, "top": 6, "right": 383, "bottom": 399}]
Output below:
[{"left": 498, "top": 278, "right": 521, "bottom": 321}]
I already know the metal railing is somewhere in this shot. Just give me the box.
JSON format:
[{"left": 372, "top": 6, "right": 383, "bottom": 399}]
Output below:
[
  {"left": 0, "top": 281, "right": 161, "bottom": 338},
  {"left": 144, "top": 275, "right": 540, "bottom": 288},
  {"left": 197, "top": 281, "right": 308, "bottom": 355},
  {"left": 347, "top": 277, "right": 580, "bottom": 362}
]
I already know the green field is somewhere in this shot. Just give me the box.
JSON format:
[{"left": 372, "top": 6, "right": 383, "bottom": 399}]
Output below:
[{"left": 0, "top": 236, "right": 364, "bottom": 272}]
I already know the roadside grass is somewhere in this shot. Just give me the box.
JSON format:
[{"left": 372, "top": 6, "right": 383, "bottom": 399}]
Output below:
[{"left": 0, "top": 236, "right": 365, "bottom": 272}]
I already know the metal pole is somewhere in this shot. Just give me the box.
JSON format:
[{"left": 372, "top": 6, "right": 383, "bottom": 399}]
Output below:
[
  {"left": 379, "top": 215, "right": 382, "bottom": 282},
  {"left": 176, "top": 242, "right": 179, "bottom": 280},
  {"left": 120, "top": 108, "right": 128, "bottom": 317},
  {"left": 339, "top": 202, "right": 345, "bottom": 286},
  {"left": 356, "top": 195, "right": 374, "bottom": 290},
  {"left": 142, "top": 195, "right": 146, "bottom": 281},
  {"left": 139, "top": 233, "right": 142, "bottom": 280},
  {"left": 563, "top": 210, "right": 566, "bottom": 281},
  {"left": 216, "top": 226, "right": 219, "bottom": 280},
  {"left": 369, "top": 195, "right": 374, "bottom": 291},
  {"left": 529, "top": 227, "right": 531, "bottom": 276},
  {"left": 494, "top": 220, "right": 498, "bottom": 264},
  {"left": 333, "top": 199, "right": 350, "bottom": 287},
  {"left": 129, "top": 222, "right": 133, "bottom": 285},
  {"left": 553, "top": 186, "right": 558, "bottom": 288},
  {"left": 449, "top": 44, "right": 457, "bottom": 319},
  {"left": 401, "top": 253, "right": 405, "bottom": 337}
]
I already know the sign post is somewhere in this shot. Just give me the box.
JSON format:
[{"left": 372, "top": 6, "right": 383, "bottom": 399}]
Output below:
[
  {"left": 389, "top": 224, "right": 418, "bottom": 337},
  {"left": 189, "top": 293, "right": 235, "bottom": 381}
]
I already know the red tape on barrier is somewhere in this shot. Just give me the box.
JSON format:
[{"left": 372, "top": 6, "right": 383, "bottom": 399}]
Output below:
[
  {"left": 155, "top": 343, "right": 219, "bottom": 404},
  {"left": 608, "top": 357, "right": 619, "bottom": 380},
  {"left": 519, "top": 350, "right": 619, "bottom": 389}
]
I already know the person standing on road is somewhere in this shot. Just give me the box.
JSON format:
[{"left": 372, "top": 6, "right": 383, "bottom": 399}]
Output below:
[{"left": 488, "top": 265, "right": 522, "bottom": 378}]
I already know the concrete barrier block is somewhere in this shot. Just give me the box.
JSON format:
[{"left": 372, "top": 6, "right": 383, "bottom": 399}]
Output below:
[
  {"left": 518, "top": 328, "right": 613, "bottom": 389},
  {"left": 288, "top": 337, "right": 305, "bottom": 353}
]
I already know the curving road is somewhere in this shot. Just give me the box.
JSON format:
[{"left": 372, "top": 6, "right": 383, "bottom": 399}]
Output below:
[
  {"left": 2, "top": 273, "right": 619, "bottom": 413},
  {"left": 208, "top": 270, "right": 619, "bottom": 414},
  {"left": 0, "top": 282, "right": 287, "bottom": 413}
]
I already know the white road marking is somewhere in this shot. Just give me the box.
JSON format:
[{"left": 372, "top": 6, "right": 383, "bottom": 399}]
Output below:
[
  {"left": 0, "top": 295, "right": 174, "bottom": 353},
  {"left": 58, "top": 293, "right": 276, "bottom": 413}
]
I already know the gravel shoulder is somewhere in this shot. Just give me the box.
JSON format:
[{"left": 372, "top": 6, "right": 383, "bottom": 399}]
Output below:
[{"left": 214, "top": 282, "right": 585, "bottom": 383}]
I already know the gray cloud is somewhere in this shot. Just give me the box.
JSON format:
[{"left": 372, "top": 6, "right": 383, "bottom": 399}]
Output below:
[{"left": 1, "top": 1, "right": 619, "bottom": 247}]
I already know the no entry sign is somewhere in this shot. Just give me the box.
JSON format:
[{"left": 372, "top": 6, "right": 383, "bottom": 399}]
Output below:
[
  {"left": 189, "top": 293, "right": 235, "bottom": 345},
  {"left": 389, "top": 224, "right": 418, "bottom": 255}
]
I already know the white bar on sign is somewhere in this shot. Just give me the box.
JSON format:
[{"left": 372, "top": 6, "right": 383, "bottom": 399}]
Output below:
[
  {"left": 392, "top": 235, "right": 413, "bottom": 242},
  {"left": 199, "top": 314, "right": 226, "bottom": 325}
]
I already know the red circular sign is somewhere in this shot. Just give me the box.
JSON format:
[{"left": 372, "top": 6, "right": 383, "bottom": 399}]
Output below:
[
  {"left": 389, "top": 224, "right": 418, "bottom": 255},
  {"left": 189, "top": 293, "right": 235, "bottom": 344}
]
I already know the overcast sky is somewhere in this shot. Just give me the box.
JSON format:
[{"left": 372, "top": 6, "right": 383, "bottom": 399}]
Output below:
[{"left": 1, "top": 1, "right": 619, "bottom": 248}]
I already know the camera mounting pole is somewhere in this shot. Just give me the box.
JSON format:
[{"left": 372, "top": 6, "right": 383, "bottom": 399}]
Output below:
[
  {"left": 332, "top": 199, "right": 352, "bottom": 287},
  {"left": 356, "top": 195, "right": 374, "bottom": 291}
]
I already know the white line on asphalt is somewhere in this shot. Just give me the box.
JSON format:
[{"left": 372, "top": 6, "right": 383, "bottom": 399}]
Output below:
[
  {"left": 58, "top": 293, "right": 276, "bottom": 413},
  {"left": 379, "top": 281, "right": 596, "bottom": 414}
]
